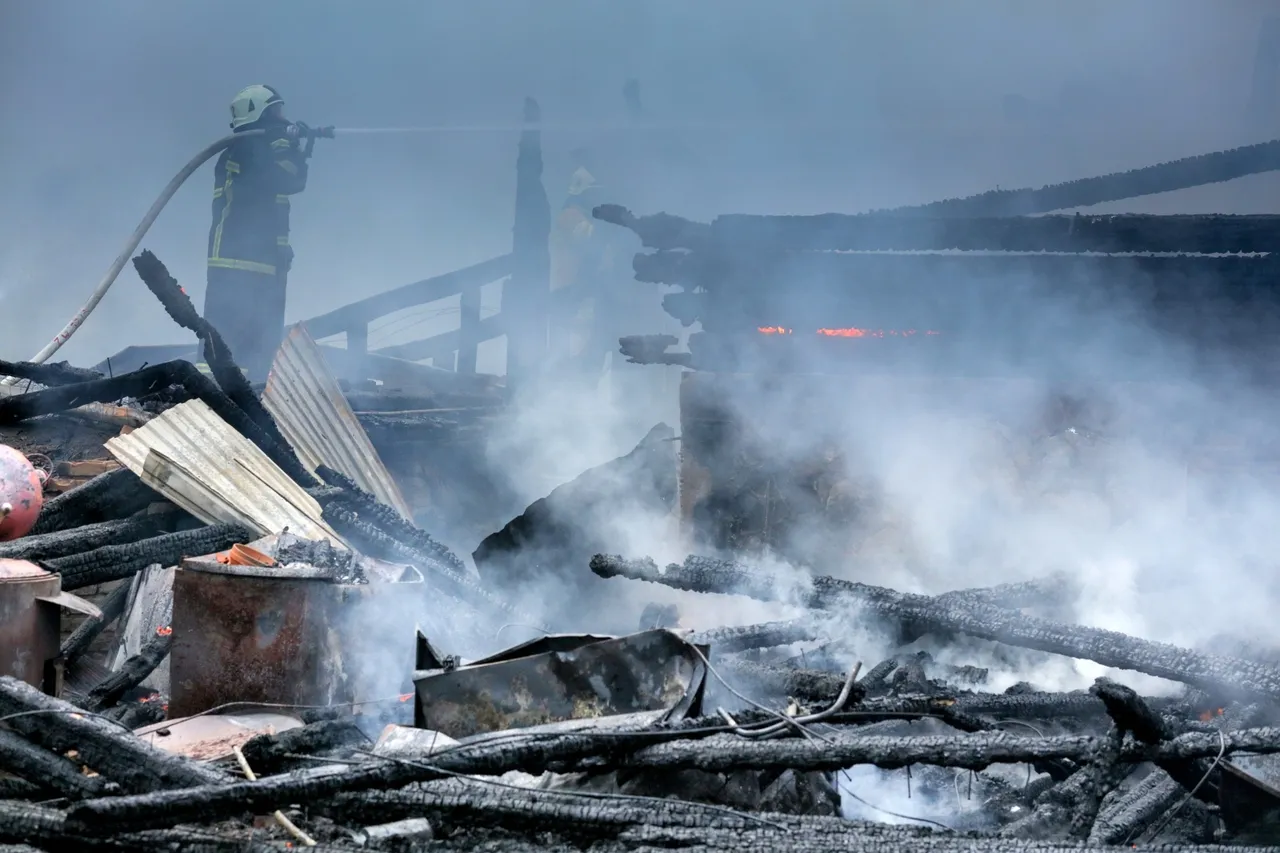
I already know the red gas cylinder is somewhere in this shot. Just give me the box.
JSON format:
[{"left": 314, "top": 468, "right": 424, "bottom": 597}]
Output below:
[{"left": 0, "top": 445, "right": 45, "bottom": 541}]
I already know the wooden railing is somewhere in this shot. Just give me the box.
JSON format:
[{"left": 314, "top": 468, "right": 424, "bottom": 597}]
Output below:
[{"left": 301, "top": 98, "right": 551, "bottom": 388}]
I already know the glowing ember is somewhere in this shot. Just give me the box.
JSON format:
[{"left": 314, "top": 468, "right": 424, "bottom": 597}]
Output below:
[
  {"left": 756, "top": 326, "right": 940, "bottom": 337},
  {"left": 156, "top": 626, "right": 173, "bottom": 637},
  {"left": 817, "top": 328, "right": 941, "bottom": 338},
  {"left": 399, "top": 693, "right": 414, "bottom": 703}
]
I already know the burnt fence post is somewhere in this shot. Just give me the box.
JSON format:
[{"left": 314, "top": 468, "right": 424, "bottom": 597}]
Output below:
[
  {"left": 504, "top": 97, "right": 551, "bottom": 390},
  {"left": 344, "top": 319, "right": 369, "bottom": 381},
  {"left": 456, "top": 284, "right": 481, "bottom": 373}
]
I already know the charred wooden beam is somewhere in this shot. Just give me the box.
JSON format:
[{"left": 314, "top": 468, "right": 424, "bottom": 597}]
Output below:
[
  {"left": 328, "top": 779, "right": 931, "bottom": 841},
  {"left": 0, "top": 359, "right": 102, "bottom": 387},
  {"left": 591, "top": 554, "right": 1280, "bottom": 702},
  {"left": 717, "top": 657, "right": 860, "bottom": 705},
  {"left": 587, "top": 727, "right": 1280, "bottom": 775},
  {"left": 0, "top": 728, "right": 111, "bottom": 800},
  {"left": 593, "top": 204, "right": 711, "bottom": 251},
  {"left": 0, "top": 360, "right": 311, "bottom": 487},
  {"left": 238, "top": 719, "right": 368, "bottom": 776},
  {"left": 0, "top": 676, "right": 226, "bottom": 793},
  {"left": 43, "top": 523, "right": 252, "bottom": 591},
  {"left": 0, "top": 512, "right": 176, "bottom": 563},
  {"left": 65, "top": 727, "right": 642, "bottom": 833},
  {"left": 58, "top": 581, "right": 130, "bottom": 669},
  {"left": 710, "top": 213, "right": 1280, "bottom": 254},
  {"left": 690, "top": 619, "right": 819, "bottom": 653},
  {"left": 937, "top": 574, "right": 1076, "bottom": 610},
  {"left": 82, "top": 629, "right": 172, "bottom": 712},
  {"left": 1068, "top": 728, "right": 1128, "bottom": 838},
  {"left": 28, "top": 469, "right": 157, "bottom": 536},
  {"left": 639, "top": 250, "right": 1280, "bottom": 304},
  {"left": 132, "top": 250, "right": 313, "bottom": 487},
  {"left": 878, "top": 136, "right": 1280, "bottom": 217},
  {"left": 1090, "top": 677, "right": 1170, "bottom": 744},
  {"left": 1088, "top": 768, "right": 1184, "bottom": 845},
  {"left": 618, "top": 334, "right": 692, "bottom": 367}
]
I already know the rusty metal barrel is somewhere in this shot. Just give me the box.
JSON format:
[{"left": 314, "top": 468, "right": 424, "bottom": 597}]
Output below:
[
  {"left": 170, "top": 541, "right": 423, "bottom": 717},
  {"left": 0, "top": 560, "right": 101, "bottom": 694}
]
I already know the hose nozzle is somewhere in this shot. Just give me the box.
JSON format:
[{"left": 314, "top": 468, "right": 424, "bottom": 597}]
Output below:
[{"left": 286, "top": 123, "right": 336, "bottom": 141}]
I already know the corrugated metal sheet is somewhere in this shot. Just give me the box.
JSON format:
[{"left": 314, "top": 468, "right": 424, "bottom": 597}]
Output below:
[
  {"left": 262, "top": 325, "right": 414, "bottom": 520},
  {"left": 105, "top": 399, "right": 341, "bottom": 543}
]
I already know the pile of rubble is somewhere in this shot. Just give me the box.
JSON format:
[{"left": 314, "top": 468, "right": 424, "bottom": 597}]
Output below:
[{"left": 2, "top": 252, "right": 1280, "bottom": 851}]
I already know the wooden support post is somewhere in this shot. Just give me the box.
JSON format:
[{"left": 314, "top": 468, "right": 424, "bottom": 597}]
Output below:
[
  {"left": 345, "top": 321, "right": 369, "bottom": 382},
  {"left": 456, "top": 285, "right": 481, "bottom": 374},
  {"left": 504, "top": 97, "right": 551, "bottom": 390}
]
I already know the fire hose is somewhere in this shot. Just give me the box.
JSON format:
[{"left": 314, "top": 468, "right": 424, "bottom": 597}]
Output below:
[{"left": 1, "top": 124, "right": 335, "bottom": 385}]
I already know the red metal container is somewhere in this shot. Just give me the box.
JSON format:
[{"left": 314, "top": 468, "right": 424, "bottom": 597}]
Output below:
[{"left": 0, "top": 445, "right": 44, "bottom": 541}]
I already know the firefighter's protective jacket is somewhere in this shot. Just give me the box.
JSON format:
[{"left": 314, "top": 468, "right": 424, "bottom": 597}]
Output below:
[
  {"left": 207, "top": 125, "right": 308, "bottom": 277},
  {"left": 550, "top": 182, "right": 612, "bottom": 292}
]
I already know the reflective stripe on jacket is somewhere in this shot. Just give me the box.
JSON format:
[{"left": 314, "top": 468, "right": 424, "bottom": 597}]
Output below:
[{"left": 207, "top": 127, "right": 308, "bottom": 276}]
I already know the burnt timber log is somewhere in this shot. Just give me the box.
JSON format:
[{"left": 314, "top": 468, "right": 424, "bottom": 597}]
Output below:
[
  {"left": 43, "top": 523, "right": 252, "bottom": 591},
  {"left": 576, "top": 728, "right": 1280, "bottom": 775},
  {"left": 1088, "top": 768, "right": 1184, "bottom": 845},
  {"left": 636, "top": 251, "right": 1280, "bottom": 320},
  {"left": 710, "top": 213, "right": 1280, "bottom": 254},
  {"left": 132, "top": 250, "right": 313, "bottom": 486},
  {"left": 82, "top": 628, "right": 172, "bottom": 712},
  {"left": 328, "top": 781, "right": 923, "bottom": 840},
  {"left": 717, "top": 657, "right": 861, "bottom": 705},
  {"left": 0, "top": 676, "right": 225, "bottom": 793},
  {"left": 593, "top": 204, "right": 712, "bottom": 251},
  {"left": 28, "top": 469, "right": 157, "bottom": 535},
  {"left": 0, "top": 359, "right": 102, "bottom": 387},
  {"left": 590, "top": 554, "right": 1280, "bottom": 702},
  {"left": 875, "top": 136, "right": 1280, "bottom": 218},
  {"left": 238, "top": 719, "right": 368, "bottom": 775},
  {"left": 0, "top": 728, "right": 111, "bottom": 800},
  {"left": 689, "top": 619, "right": 820, "bottom": 653},
  {"left": 58, "top": 580, "right": 130, "bottom": 668},
  {"left": 0, "top": 512, "right": 176, "bottom": 563},
  {"left": 0, "top": 360, "right": 310, "bottom": 487}
]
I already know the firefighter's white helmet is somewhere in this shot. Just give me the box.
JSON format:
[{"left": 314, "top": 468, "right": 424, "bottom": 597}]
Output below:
[{"left": 229, "top": 84, "right": 285, "bottom": 130}]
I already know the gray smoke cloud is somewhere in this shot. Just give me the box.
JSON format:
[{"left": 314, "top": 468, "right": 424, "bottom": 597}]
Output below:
[{"left": 7, "top": 5, "right": 1280, "bottom": 823}]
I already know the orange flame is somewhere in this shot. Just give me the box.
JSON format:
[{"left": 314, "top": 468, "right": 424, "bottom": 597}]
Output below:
[
  {"left": 757, "top": 326, "right": 940, "bottom": 337},
  {"left": 817, "top": 328, "right": 941, "bottom": 338},
  {"left": 1198, "top": 707, "right": 1226, "bottom": 722},
  {"left": 399, "top": 693, "right": 414, "bottom": 703}
]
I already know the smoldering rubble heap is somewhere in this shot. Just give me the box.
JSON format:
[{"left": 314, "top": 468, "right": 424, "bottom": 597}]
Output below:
[{"left": 7, "top": 143, "right": 1280, "bottom": 853}]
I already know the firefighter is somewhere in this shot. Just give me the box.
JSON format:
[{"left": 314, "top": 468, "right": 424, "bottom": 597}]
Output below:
[
  {"left": 549, "top": 150, "right": 615, "bottom": 368},
  {"left": 203, "top": 84, "right": 310, "bottom": 379}
]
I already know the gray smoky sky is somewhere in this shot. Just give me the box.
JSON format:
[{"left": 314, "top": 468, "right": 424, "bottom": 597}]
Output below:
[{"left": 0, "top": 0, "right": 1276, "bottom": 366}]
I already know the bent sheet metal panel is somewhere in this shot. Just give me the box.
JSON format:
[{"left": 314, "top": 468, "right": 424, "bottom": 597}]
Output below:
[
  {"left": 413, "top": 629, "right": 708, "bottom": 739},
  {"left": 263, "top": 325, "right": 414, "bottom": 520},
  {"left": 104, "top": 399, "right": 340, "bottom": 543}
]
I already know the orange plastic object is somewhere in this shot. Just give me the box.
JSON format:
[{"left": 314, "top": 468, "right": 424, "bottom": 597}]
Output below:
[
  {"left": 0, "top": 445, "right": 44, "bottom": 541},
  {"left": 215, "top": 543, "right": 277, "bottom": 568}
]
